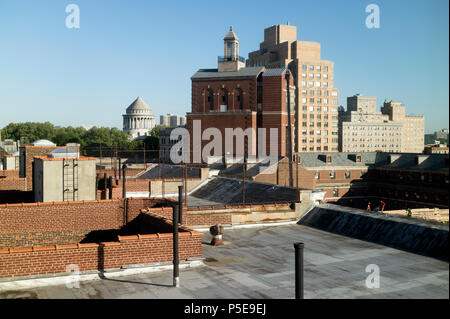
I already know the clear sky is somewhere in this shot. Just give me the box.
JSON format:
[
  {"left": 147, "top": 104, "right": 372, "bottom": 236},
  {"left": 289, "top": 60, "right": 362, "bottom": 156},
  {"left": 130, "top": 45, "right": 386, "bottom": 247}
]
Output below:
[{"left": 0, "top": 0, "right": 448, "bottom": 133}]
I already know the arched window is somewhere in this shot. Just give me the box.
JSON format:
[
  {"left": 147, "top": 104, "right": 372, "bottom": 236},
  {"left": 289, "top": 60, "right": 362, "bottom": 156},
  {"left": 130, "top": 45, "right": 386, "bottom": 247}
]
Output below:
[
  {"left": 219, "top": 88, "right": 228, "bottom": 112},
  {"left": 235, "top": 88, "right": 243, "bottom": 110},
  {"left": 207, "top": 89, "right": 214, "bottom": 111}
]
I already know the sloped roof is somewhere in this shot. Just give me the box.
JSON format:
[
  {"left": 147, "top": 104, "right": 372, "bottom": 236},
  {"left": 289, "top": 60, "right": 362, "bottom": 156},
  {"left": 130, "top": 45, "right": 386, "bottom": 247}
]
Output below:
[
  {"left": 31, "top": 139, "right": 56, "bottom": 147},
  {"left": 191, "top": 66, "right": 264, "bottom": 80},
  {"left": 126, "top": 97, "right": 152, "bottom": 113},
  {"left": 224, "top": 26, "right": 238, "bottom": 41},
  {"left": 295, "top": 152, "right": 448, "bottom": 171},
  {"left": 188, "top": 177, "right": 297, "bottom": 207},
  {"left": 262, "top": 67, "right": 290, "bottom": 77}
]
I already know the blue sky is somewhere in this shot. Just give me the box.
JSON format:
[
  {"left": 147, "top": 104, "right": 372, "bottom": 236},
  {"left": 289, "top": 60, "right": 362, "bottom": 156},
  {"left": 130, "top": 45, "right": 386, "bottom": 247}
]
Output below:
[{"left": 0, "top": 0, "right": 448, "bottom": 133}]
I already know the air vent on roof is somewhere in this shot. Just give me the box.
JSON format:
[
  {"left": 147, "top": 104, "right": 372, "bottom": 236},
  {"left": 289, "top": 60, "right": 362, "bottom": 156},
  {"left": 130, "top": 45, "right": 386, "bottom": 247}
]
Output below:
[
  {"left": 414, "top": 155, "right": 428, "bottom": 165},
  {"left": 388, "top": 154, "right": 400, "bottom": 164}
]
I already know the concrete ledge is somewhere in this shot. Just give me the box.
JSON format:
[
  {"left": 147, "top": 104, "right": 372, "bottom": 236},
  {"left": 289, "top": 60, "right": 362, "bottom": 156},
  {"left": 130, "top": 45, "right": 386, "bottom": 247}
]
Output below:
[
  {"left": 0, "top": 259, "right": 205, "bottom": 292},
  {"left": 193, "top": 220, "right": 298, "bottom": 232}
]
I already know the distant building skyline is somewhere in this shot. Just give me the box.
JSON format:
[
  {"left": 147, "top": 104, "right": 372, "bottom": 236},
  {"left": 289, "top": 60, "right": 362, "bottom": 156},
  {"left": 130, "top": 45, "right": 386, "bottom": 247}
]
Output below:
[{"left": 0, "top": 0, "right": 447, "bottom": 133}]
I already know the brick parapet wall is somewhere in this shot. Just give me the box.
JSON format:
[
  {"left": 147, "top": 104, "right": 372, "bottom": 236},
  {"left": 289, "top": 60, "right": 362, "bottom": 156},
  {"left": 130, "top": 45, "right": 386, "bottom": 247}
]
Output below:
[
  {"left": 0, "top": 170, "right": 19, "bottom": 178},
  {"left": 0, "top": 231, "right": 202, "bottom": 279},
  {"left": 0, "top": 177, "right": 27, "bottom": 191},
  {"left": 0, "top": 208, "right": 202, "bottom": 279}
]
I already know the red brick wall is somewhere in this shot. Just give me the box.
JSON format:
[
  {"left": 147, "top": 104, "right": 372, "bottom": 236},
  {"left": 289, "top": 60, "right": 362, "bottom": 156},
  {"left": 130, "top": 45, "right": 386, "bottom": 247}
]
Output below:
[
  {"left": 0, "top": 200, "right": 124, "bottom": 249},
  {"left": 191, "top": 78, "right": 258, "bottom": 113},
  {"left": 187, "top": 112, "right": 258, "bottom": 162},
  {"left": 0, "top": 178, "right": 27, "bottom": 191},
  {"left": 0, "top": 232, "right": 202, "bottom": 279},
  {"left": 0, "top": 202, "right": 202, "bottom": 279},
  {"left": 0, "top": 170, "right": 19, "bottom": 178}
]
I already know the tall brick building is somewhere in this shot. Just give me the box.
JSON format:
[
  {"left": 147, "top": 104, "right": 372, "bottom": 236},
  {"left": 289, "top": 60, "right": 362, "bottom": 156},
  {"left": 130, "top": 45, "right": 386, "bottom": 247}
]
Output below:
[
  {"left": 186, "top": 27, "right": 295, "bottom": 163},
  {"left": 246, "top": 24, "right": 340, "bottom": 153}
]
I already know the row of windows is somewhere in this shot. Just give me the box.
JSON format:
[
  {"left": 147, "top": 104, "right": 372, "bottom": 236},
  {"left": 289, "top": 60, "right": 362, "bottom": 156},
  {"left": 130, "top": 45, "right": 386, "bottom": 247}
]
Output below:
[
  {"left": 301, "top": 90, "right": 338, "bottom": 97},
  {"left": 347, "top": 144, "right": 398, "bottom": 148},
  {"left": 301, "top": 81, "right": 329, "bottom": 88},
  {"left": 300, "top": 98, "right": 338, "bottom": 105},
  {"left": 301, "top": 146, "right": 339, "bottom": 151},
  {"left": 345, "top": 126, "right": 401, "bottom": 131},
  {"left": 302, "top": 65, "right": 329, "bottom": 72},
  {"left": 301, "top": 114, "right": 339, "bottom": 120},
  {"left": 302, "top": 122, "right": 339, "bottom": 128},
  {"left": 301, "top": 73, "right": 329, "bottom": 79},
  {"left": 345, "top": 138, "right": 400, "bottom": 143},
  {"left": 315, "top": 170, "right": 363, "bottom": 180},
  {"left": 301, "top": 129, "right": 333, "bottom": 135},
  {"left": 346, "top": 133, "right": 401, "bottom": 137},
  {"left": 301, "top": 137, "right": 339, "bottom": 143},
  {"left": 301, "top": 106, "right": 338, "bottom": 112}
]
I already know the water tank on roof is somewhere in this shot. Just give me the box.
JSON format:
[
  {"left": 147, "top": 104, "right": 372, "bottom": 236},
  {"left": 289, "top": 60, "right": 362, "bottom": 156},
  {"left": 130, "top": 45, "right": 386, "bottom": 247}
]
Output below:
[{"left": 31, "top": 139, "right": 56, "bottom": 147}]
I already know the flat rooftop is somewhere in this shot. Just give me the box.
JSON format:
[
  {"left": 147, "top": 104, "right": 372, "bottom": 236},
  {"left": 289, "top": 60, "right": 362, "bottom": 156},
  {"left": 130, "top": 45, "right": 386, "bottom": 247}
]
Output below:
[{"left": 2, "top": 223, "right": 448, "bottom": 299}]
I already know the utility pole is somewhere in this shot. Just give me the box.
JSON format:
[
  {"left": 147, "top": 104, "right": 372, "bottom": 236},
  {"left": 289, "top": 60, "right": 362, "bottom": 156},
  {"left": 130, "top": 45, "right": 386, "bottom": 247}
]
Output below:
[
  {"left": 173, "top": 204, "right": 179, "bottom": 287},
  {"left": 122, "top": 164, "right": 127, "bottom": 198}
]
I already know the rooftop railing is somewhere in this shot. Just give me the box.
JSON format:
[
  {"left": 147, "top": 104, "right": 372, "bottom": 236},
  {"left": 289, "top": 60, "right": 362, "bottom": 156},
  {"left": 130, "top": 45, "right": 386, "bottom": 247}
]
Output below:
[{"left": 218, "top": 55, "right": 246, "bottom": 63}]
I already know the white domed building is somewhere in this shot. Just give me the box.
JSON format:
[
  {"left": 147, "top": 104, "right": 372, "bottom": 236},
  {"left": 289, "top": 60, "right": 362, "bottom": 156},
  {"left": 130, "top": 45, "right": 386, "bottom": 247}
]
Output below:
[{"left": 122, "top": 97, "right": 156, "bottom": 139}]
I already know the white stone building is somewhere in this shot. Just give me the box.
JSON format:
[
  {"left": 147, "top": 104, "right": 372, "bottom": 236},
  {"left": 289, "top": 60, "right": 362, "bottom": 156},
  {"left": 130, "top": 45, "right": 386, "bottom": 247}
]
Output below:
[{"left": 122, "top": 97, "right": 156, "bottom": 139}]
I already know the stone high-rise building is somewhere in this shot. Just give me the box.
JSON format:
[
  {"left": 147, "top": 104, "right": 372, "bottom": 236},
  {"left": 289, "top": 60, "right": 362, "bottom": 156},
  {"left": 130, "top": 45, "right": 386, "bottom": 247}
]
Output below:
[
  {"left": 381, "top": 101, "right": 425, "bottom": 153},
  {"left": 246, "top": 24, "right": 339, "bottom": 152},
  {"left": 339, "top": 94, "right": 424, "bottom": 153}
]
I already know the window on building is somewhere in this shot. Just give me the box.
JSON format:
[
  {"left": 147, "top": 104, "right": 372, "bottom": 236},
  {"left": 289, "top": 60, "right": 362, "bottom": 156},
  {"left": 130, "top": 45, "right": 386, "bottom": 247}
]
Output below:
[
  {"left": 302, "top": 65, "right": 307, "bottom": 70},
  {"left": 302, "top": 73, "right": 307, "bottom": 78},
  {"left": 329, "top": 171, "right": 335, "bottom": 179},
  {"left": 302, "top": 114, "right": 307, "bottom": 119},
  {"left": 309, "top": 65, "right": 314, "bottom": 71},
  {"left": 310, "top": 114, "right": 314, "bottom": 119},
  {"left": 324, "top": 66, "right": 328, "bottom": 72},
  {"left": 316, "top": 65, "right": 321, "bottom": 71},
  {"left": 324, "top": 146, "right": 328, "bottom": 151},
  {"left": 345, "top": 171, "right": 350, "bottom": 179},
  {"left": 315, "top": 172, "right": 320, "bottom": 180},
  {"left": 317, "top": 90, "right": 322, "bottom": 96},
  {"left": 333, "top": 188, "right": 339, "bottom": 197},
  {"left": 302, "top": 90, "right": 307, "bottom": 95},
  {"left": 302, "top": 146, "right": 307, "bottom": 151},
  {"left": 309, "top": 98, "right": 314, "bottom": 103},
  {"left": 302, "top": 105, "right": 307, "bottom": 111},
  {"left": 315, "top": 82, "right": 321, "bottom": 87},
  {"left": 302, "top": 81, "right": 306, "bottom": 87},
  {"left": 309, "top": 146, "right": 314, "bottom": 151},
  {"left": 309, "top": 73, "right": 314, "bottom": 79},
  {"left": 309, "top": 90, "right": 314, "bottom": 95},
  {"left": 309, "top": 106, "right": 314, "bottom": 112}
]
